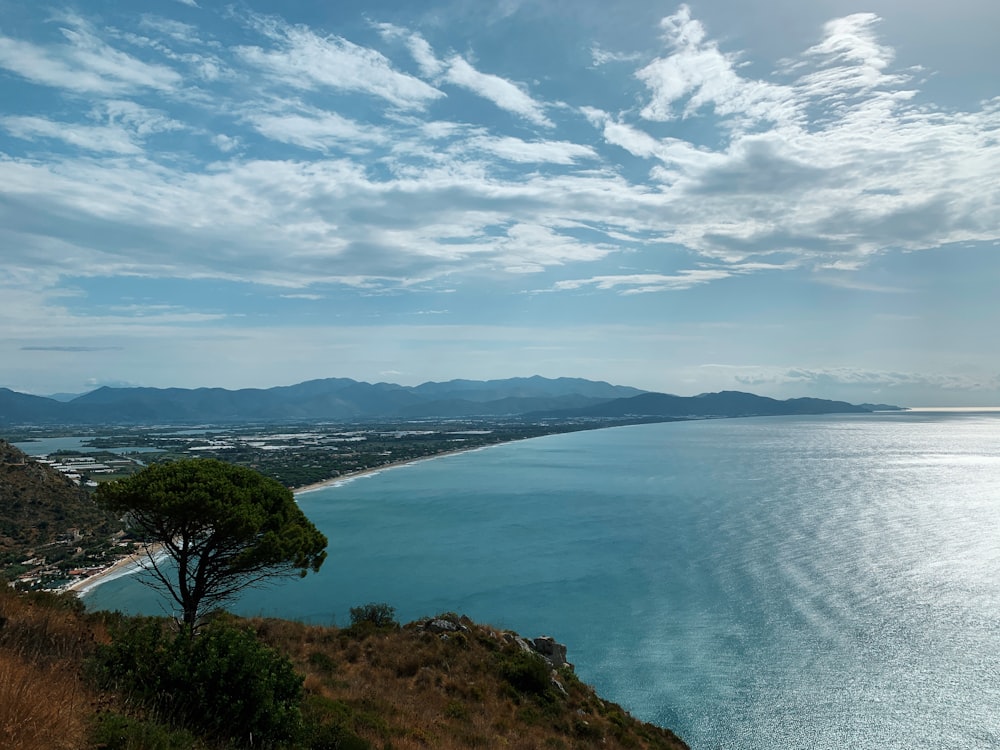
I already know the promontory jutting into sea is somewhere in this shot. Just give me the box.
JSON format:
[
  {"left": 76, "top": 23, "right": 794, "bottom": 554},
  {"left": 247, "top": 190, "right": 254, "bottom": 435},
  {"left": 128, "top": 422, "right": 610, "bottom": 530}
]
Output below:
[{"left": 84, "top": 409, "right": 1000, "bottom": 750}]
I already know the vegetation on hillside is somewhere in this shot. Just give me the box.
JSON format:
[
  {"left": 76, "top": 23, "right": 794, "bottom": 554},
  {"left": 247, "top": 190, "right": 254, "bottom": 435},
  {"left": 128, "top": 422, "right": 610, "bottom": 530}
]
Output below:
[
  {"left": 0, "top": 440, "right": 122, "bottom": 581},
  {"left": 0, "top": 440, "right": 114, "bottom": 548},
  {"left": 0, "top": 586, "right": 688, "bottom": 750}
]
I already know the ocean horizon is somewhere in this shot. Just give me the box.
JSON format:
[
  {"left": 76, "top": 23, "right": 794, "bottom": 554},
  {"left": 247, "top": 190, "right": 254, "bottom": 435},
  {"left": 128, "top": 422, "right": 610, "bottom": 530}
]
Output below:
[{"left": 84, "top": 412, "right": 1000, "bottom": 749}]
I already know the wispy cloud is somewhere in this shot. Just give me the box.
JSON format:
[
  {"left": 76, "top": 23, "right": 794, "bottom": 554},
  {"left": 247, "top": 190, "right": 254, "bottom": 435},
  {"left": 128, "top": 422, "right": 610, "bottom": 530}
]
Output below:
[
  {"left": 463, "top": 135, "right": 596, "bottom": 164},
  {"left": 246, "top": 108, "right": 387, "bottom": 152},
  {"left": 1, "top": 115, "right": 141, "bottom": 154},
  {"left": 443, "top": 56, "right": 553, "bottom": 127},
  {"left": 21, "top": 345, "right": 123, "bottom": 352},
  {"left": 590, "top": 45, "right": 642, "bottom": 66},
  {"left": 238, "top": 14, "right": 443, "bottom": 109},
  {"left": 813, "top": 275, "right": 909, "bottom": 293},
  {"left": 377, "top": 23, "right": 444, "bottom": 78},
  {"left": 725, "top": 366, "right": 1000, "bottom": 393},
  {"left": 0, "top": 16, "right": 181, "bottom": 95},
  {"left": 554, "top": 270, "right": 733, "bottom": 294},
  {"left": 382, "top": 25, "right": 552, "bottom": 127},
  {"left": 636, "top": 5, "right": 795, "bottom": 127}
]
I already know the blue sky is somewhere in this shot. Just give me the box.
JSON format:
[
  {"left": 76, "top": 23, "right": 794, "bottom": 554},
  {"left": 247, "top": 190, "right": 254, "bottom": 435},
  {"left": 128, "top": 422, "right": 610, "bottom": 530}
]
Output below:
[{"left": 1, "top": 0, "right": 998, "bottom": 405}]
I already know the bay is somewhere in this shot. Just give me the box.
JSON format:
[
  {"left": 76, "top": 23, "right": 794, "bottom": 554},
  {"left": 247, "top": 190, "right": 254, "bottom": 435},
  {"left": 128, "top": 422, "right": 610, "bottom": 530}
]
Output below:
[{"left": 84, "top": 412, "right": 1000, "bottom": 749}]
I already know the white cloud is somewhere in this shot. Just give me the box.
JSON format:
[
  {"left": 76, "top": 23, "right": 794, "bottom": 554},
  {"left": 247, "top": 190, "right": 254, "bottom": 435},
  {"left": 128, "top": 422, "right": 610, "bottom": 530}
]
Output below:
[
  {"left": 444, "top": 56, "right": 553, "bottom": 127},
  {"left": 101, "top": 100, "right": 184, "bottom": 136},
  {"left": 464, "top": 135, "right": 596, "bottom": 164},
  {"left": 794, "top": 13, "right": 904, "bottom": 99},
  {"left": 723, "top": 365, "right": 1000, "bottom": 394},
  {"left": 377, "top": 24, "right": 444, "bottom": 78},
  {"left": 0, "top": 4, "right": 998, "bottom": 308},
  {"left": 138, "top": 15, "right": 202, "bottom": 45},
  {"left": 495, "top": 224, "right": 614, "bottom": 273},
  {"left": 247, "top": 108, "right": 387, "bottom": 152},
  {"left": 2, "top": 99, "right": 183, "bottom": 156},
  {"left": 0, "top": 26, "right": 182, "bottom": 95},
  {"left": 570, "top": 6, "right": 1000, "bottom": 268},
  {"left": 554, "top": 270, "right": 732, "bottom": 294},
  {"left": 376, "top": 25, "right": 552, "bottom": 127},
  {"left": 212, "top": 134, "right": 241, "bottom": 153},
  {"left": 1, "top": 116, "right": 141, "bottom": 154},
  {"left": 600, "top": 119, "right": 662, "bottom": 159},
  {"left": 238, "top": 15, "right": 443, "bottom": 110},
  {"left": 636, "top": 4, "right": 795, "bottom": 127},
  {"left": 406, "top": 34, "right": 445, "bottom": 78},
  {"left": 591, "top": 45, "right": 642, "bottom": 66},
  {"left": 812, "top": 275, "right": 908, "bottom": 294}
]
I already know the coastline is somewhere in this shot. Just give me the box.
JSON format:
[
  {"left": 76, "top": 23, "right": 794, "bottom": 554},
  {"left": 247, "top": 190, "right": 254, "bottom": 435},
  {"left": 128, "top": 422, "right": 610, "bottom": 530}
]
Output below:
[
  {"left": 291, "top": 443, "right": 501, "bottom": 496},
  {"left": 76, "top": 439, "right": 534, "bottom": 597},
  {"left": 67, "top": 543, "right": 163, "bottom": 596},
  {"left": 74, "top": 446, "right": 489, "bottom": 597}
]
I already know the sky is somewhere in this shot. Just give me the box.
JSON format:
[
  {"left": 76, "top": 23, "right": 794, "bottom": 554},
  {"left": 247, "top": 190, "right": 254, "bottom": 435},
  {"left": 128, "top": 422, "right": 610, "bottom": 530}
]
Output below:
[{"left": 1, "top": 0, "right": 998, "bottom": 406}]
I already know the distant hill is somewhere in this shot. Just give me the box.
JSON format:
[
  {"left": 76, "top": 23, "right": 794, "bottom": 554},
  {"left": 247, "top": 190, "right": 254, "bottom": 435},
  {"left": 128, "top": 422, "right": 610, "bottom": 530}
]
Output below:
[
  {"left": 0, "top": 376, "right": 646, "bottom": 425},
  {"left": 533, "top": 390, "right": 879, "bottom": 419},
  {"left": 0, "top": 388, "right": 67, "bottom": 423},
  {"left": 0, "top": 377, "right": 898, "bottom": 425}
]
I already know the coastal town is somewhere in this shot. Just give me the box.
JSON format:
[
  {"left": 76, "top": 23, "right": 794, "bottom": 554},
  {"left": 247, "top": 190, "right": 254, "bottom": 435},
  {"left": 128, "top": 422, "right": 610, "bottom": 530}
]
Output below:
[{"left": 10, "top": 535, "right": 155, "bottom": 593}]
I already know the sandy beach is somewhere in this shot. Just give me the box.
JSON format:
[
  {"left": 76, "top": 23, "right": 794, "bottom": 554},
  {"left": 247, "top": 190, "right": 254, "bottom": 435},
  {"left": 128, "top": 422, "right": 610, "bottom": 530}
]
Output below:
[
  {"left": 67, "top": 543, "right": 163, "bottom": 596},
  {"left": 292, "top": 444, "right": 491, "bottom": 496}
]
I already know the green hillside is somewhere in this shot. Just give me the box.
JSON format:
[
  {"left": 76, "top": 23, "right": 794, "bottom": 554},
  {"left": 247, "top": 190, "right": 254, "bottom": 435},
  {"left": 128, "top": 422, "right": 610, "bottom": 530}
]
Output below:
[{"left": 0, "top": 441, "right": 121, "bottom": 578}]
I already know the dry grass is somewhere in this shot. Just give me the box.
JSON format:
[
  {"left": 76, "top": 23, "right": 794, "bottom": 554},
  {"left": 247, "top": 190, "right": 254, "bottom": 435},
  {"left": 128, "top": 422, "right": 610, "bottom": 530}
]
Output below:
[
  {"left": 0, "top": 651, "right": 90, "bottom": 750},
  {"left": 0, "top": 585, "right": 688, "bottom": 750},
  {"left": 0, "top": 586, "right": 103, "bottom": 664},
  {"left": 248, "top": 614, "right": 689, "bottom": 750},
  {"left": 0, "top": 586, "right": 105, "bottom": 750}
]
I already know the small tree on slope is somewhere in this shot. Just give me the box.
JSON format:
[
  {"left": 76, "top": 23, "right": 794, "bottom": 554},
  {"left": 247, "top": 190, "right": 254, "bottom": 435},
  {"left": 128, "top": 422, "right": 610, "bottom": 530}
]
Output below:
[{"left": 96, "top": 458, "right": 327, "bottom": 633}]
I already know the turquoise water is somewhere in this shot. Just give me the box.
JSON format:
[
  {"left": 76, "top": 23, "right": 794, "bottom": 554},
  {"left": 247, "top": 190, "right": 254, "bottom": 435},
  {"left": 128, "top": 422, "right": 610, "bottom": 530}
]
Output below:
[{"left": 85, "top": 413, "right": 1000, "bottom": 749}]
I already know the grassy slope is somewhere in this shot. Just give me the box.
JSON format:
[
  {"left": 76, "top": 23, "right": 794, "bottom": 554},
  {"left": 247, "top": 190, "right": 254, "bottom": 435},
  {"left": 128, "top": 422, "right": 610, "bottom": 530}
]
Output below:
[{"left": 0, "top": 586, "right": 689, "bottom": 750}]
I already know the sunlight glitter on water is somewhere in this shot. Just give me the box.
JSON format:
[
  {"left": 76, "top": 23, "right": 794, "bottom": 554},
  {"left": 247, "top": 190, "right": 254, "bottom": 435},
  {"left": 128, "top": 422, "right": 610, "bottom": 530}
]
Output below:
[{"left": 85, "top": 413, "right": 1000, "bottom": 750}]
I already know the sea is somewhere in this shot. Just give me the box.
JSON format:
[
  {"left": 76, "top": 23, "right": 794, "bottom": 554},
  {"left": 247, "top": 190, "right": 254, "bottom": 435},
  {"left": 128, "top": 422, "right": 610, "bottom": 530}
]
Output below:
[{"left": 83, "top": 411, "right": 1000, "bottom": 750}]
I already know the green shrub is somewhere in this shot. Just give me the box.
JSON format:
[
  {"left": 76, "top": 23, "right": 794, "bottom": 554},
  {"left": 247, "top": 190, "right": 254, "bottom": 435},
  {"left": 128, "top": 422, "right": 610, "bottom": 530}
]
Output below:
[
  {"left": 90, "top": 617, "right": 303, "bottom": 747},
  {"left": 497, "top": 650, "right": 552, "bottom": 696},
  {"left": 308, "top": 649, "right": 337, "bottom": 674},
  {"left": 301, "top": 695, "right": 372, "bottom": 750},
  {"left": 89, "top": 712, "right": 204, "bottom": 750},
  {"left": 348, "top": 603, "right": 398, "bottom": 629},
  {"left": 444, "top": 700, "right": 469, "bottom": 720}
]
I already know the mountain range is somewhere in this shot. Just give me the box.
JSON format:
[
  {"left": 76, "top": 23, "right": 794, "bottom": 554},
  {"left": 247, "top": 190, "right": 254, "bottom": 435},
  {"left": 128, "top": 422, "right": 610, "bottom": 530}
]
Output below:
[{"left": 0, "top": 376, "right": 899, "bottom": 426}]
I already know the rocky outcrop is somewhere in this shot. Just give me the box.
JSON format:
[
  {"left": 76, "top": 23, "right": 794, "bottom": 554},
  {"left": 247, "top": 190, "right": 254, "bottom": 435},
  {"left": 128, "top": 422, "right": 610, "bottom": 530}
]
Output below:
[
  {"left": 532, "top": 635, "right": 569, "bottom": 668},
  {"left": 502, "top": 631, "right": 572, "bottom": 669}
]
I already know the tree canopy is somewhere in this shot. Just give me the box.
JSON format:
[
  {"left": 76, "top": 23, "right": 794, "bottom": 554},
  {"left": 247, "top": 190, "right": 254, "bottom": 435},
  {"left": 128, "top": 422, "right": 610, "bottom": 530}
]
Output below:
[{"left": 96, "top": 458, "right": 327, "bottom": 630}]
